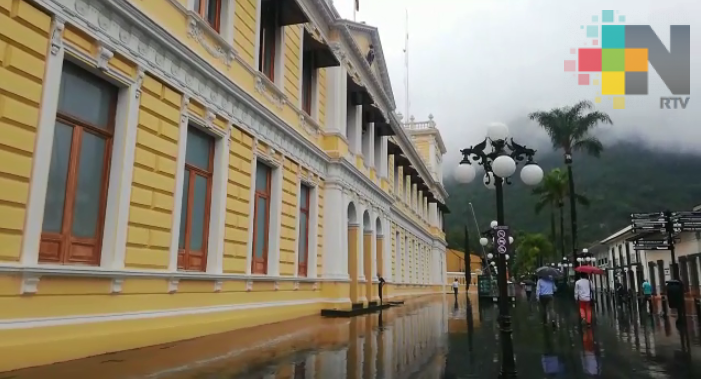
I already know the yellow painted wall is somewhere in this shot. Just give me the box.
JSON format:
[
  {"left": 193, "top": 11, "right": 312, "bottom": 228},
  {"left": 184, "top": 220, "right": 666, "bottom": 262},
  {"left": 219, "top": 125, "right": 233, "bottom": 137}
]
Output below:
[
  {"left": 0, "top": 0, "right": 50, "bottom": 262},
  {"left": 280, "top": 157, "right": 299, "bottom": 276},
  {"left": 233, "top": 0, "right": 256, "bottom": 67},
  {"left": 316, "top": 179, "right": 325, "bottom": 274},
  {"left": 283, "top": 26, "right": 301, "bottom": 105},
  {"left": 317, "top": 68, "right": 327, "bottom": 127},
  {"left": 224, "top": 126, "right": 254, "bottom": 273},
  {"left": 126, "top": 75, "right": 181, "bottom": 270}
]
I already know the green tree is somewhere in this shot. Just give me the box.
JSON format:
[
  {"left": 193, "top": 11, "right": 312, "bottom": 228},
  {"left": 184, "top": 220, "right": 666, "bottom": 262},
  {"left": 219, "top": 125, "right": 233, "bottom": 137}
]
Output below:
[
  {"left": 532, "top": 168, "right": 589, "bottom": 258},
  {"left": 511, "top": 233, "right": 555, "bottom": 278},
  {"left": 528, "top": 100, "right": 612, "bottom": 260}
]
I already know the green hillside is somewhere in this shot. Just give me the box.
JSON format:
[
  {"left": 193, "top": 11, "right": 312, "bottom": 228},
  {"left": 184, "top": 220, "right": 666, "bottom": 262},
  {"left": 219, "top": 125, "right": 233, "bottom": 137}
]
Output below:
[{"left": 443, "top": 141, "right": 701, "bottom": 251}]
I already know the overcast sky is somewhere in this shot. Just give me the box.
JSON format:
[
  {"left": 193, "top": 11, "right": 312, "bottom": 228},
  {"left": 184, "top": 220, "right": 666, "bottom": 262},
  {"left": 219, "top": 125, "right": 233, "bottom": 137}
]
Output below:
[{"left": 332, "top": 0, "right": 699, "bottom": 164}]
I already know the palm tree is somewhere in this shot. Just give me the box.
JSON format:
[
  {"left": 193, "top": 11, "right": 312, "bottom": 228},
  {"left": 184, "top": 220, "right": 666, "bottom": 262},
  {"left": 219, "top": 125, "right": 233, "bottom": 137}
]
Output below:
[
  {"left": 528, "top": 100, "right": 612, "bottom": 262},
  {"left": 512, "top": 233, "right": 555, "bottom": 276},
  {"left": 532, "top": 168, "right": 589, "bottom": 259}
]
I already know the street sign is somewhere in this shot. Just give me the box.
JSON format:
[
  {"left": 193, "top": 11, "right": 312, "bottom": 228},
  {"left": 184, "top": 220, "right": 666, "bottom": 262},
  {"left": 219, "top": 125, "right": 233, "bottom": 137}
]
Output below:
[
  {"left": 494, "top": 225, "right": 510, "bottom": 255},
  {"left": 631, "top": 212, "right": 664, "bottom": 219},
  {"left": 634, "top": 239, "right": 670, "bottom": 250}
]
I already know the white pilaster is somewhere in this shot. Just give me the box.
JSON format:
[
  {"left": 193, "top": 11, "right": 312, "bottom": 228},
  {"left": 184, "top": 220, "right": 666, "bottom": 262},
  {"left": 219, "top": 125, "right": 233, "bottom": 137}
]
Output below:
[
  {"left": 323, "top": 185, "right": 347, "bottom": 280},
  {"left": 325, "top": 66, "right": 348, "bottom": 135}
]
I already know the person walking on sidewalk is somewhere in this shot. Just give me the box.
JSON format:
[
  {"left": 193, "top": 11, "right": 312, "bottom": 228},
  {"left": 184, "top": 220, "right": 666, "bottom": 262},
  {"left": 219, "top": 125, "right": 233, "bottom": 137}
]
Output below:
[
  {"left": 452, "top": 279, "right": 459, "bottom": 301},
  {"left": 536, "top": 275, "right": 557, "bottom": 327},
  {"left": 642, "top": 279, "right": 653, "bottom": 313},
  {"left": 575, "top": 273, "right": 593, "bottom": 326}
]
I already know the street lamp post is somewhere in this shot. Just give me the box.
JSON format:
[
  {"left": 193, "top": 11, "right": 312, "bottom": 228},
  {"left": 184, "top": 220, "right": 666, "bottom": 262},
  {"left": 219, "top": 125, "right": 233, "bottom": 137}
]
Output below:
[{"left": 453, "top": 123, "right": 543, "bottom": 378}]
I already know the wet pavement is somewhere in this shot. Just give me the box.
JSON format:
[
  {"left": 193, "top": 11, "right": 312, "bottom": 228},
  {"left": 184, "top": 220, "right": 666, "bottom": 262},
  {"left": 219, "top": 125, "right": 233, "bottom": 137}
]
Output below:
[{"left": 5, "top": 293, "right": 701, "bottom": 378}]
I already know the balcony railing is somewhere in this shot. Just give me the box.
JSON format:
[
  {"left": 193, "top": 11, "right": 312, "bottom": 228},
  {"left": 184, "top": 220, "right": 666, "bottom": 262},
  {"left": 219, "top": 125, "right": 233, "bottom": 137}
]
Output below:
[{"left": 400, "top": 114, "right": 437, "bottom": 130}]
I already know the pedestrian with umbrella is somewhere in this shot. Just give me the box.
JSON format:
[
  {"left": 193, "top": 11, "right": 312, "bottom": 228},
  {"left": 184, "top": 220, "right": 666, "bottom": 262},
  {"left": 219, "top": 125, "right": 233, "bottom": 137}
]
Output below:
[
  {"left": 522, "top": 279, "right": 536, "bottom": 301},
  {"left": 574, "top": 265, "right": 603, "bottom": 326},
  {"left": 536, "top": 266, "right": 561, "bottom": 327}
]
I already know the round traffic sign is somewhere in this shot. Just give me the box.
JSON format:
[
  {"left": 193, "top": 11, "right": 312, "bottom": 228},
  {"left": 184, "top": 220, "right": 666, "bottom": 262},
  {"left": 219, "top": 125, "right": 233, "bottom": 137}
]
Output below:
[
  {"left": 496, "top": 230, "right": 506, "bottom": 238},
  {"left": 497, "top": 246, "right": 507, "bottom": 254},
  {"left": 497, "top": 237, "right": 507, "bottom": 245}
]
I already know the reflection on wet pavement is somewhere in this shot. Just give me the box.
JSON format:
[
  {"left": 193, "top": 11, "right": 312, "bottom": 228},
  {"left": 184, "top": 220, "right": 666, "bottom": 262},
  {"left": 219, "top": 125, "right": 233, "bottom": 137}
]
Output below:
[{"left": 6, "top": 293, "right": 701, "bottom": 378}]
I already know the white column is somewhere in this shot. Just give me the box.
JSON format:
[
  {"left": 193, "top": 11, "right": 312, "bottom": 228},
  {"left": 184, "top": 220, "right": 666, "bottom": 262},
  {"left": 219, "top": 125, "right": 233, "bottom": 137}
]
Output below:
[
  {"left": 379, "top": 137, "right": 388, "bottom": 177},
  {"left": 323, "top": 184, "right": 347, "bottom": 280},
  {"left": 371, "top": 217, "right": 378, "bottom": 282},
  {"left": 348, "top": 104, "right": 362, "bottom": 154},
  {"left": 366, "top": 122, "right": 375, "bottom": 168},
  {"left": 325, "top": 66, "right": 348, "bottom": 135}
]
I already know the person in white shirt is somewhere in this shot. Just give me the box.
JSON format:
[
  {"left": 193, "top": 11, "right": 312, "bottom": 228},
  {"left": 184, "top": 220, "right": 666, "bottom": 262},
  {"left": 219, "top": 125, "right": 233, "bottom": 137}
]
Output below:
[
  {"left": 452, "top": 279, "right": 459, "bottom": 301},
  {"left": 575, "top": 273, "right": 593, "bottom": 325}
]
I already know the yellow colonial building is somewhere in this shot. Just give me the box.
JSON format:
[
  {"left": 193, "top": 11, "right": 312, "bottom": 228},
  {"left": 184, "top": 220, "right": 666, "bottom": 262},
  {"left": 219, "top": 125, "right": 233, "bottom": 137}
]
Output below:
[{"left": 0, "top": 0, "right": 449, "bottom": 371}]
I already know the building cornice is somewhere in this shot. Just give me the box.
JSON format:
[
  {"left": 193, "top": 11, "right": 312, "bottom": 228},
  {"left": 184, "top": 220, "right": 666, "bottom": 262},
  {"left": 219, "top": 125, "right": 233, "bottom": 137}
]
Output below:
[{"left": 600, "top": 225, "right": 633, "bottom": 244}]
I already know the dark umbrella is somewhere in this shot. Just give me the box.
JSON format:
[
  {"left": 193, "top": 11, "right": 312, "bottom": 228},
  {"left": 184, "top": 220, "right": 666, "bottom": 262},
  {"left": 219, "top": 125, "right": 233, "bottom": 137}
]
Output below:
[
  {"left": 521, "top": 279, "right": 536, "bottom": 285},
  {"left": 536, "top": 266, "right": 562, "bottom": 279}
]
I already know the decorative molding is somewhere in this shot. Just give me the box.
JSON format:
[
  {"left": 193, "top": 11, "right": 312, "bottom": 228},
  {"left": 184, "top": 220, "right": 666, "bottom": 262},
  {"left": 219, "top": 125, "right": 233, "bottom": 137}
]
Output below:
[
  {"left": 204, "top": 108, "right": 216, "bottom": 129},
  {"left": 168, "top": 278, "right": 179, "bottom": 293},
  {"left": 254, "top": 75, "right": 286, "bottom": 110},
  {"left": 274, "top": 281, "right": 280, "bottom": 291},
  {"left": 246, "top": 280, "right": 253, "bottom": 292},
  {"left": 299, "top": 113, "right": 320, "bottom": 136},
  {"left": 20, "top": 274, "right": 40, "bottom": 295},
  {"left": 213, "top": 280, "right": 223, "bottom": 292},
  {"left": 293, "top": 281, "right": 300, "bottom": 291},
  {"left": 134, "top": 65, "right": 145, "bottom": 98},
  {"left": 312, "top": 282, "right": 318, "bottom": 291},
  {"left": 185, "top": 13, "right": 235, "bottom": 67},
  {"left": 111, "top": 278, "right": 124, "bottom": 293},
  {"left": 49, "top": 16, "right": 65, "bottom": 55},
  {"left": 95, "top": 41, "right": 114, "bottom": 71}
]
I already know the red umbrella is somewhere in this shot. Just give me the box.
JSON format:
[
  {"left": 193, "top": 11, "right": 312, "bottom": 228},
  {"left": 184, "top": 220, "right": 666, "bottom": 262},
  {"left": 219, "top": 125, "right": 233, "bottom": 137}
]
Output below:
[{"left": 575, "top": 265, "right": 604, "bottom": 275}]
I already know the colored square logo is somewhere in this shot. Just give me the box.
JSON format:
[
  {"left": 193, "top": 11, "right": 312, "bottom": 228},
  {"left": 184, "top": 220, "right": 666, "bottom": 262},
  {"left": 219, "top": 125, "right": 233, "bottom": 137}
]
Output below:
[
  {"left": 625, "top": 49, "right": 648, "bottom": 72},
  {"left": 602, "top": 72, "right": 625, "bottom": 95},
  {"left": 602, "top": 25, "right": 625, "bottom": 48},
  {"left": 602, "top": 49, "right": 625, "bottom": 71},
  {"left": 578, "top": 49, "right": 602, "bottom": 71},
  {"left": 565, "top": 60, "right": 576, "bottom": 72},
  {"left": 578, "top": 74, "right": 590, "bottom": 85},
  {"left": 586, "top": 25, "right": 598, "bottom": 38},
  {"left": 602, "top": 10, "right": 614, "bottom": 23},
  {"left": 625, "top": 72, "right": 648, "bottom": 95},
  {"left": 613, "top": 97, "right": 626, "bottom": 109}
]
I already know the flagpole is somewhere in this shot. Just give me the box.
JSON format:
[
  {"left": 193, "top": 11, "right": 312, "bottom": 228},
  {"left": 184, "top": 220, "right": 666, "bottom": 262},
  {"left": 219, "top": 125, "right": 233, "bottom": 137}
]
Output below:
[{"left": 404, "top": 8, "right": 409, "bottom": 121}]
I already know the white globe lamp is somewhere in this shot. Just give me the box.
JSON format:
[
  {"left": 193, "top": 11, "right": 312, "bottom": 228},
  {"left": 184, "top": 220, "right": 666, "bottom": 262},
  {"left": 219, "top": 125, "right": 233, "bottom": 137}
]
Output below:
[
  {"left": 490, "top": 220, "right": 498, "bottom": 228},
  {"left": 508, "top": 236, "right": 514, "bottom": 244},
  {"left": 454, "top": 163, "right": 476, "bottom": 184},
  {"left": 491, "top": 261, "right": 496, "bottom": 266},
  {"left": 492, "top": 155, "right": 517, "bottom": 178},
  {"left": 487, "top": 253, "right": 494, "bottom": 260},
  {"left": 483, "top": 172, "right": 496, "bottom": 190},
  {"left": 520, "top": 163, "right": 544, "bottom": 186},
  {"left": 505, "top": 254, "right": 510, "bottom": 261},
  {"left": 480, "top": 237, "right": 489, "bottom": 246},
  {"left": 487, "top": 122, "right": 510, "bottom": 141},
  {"left": 577, "top": 257, "right": 583, "bottom": 263}
]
